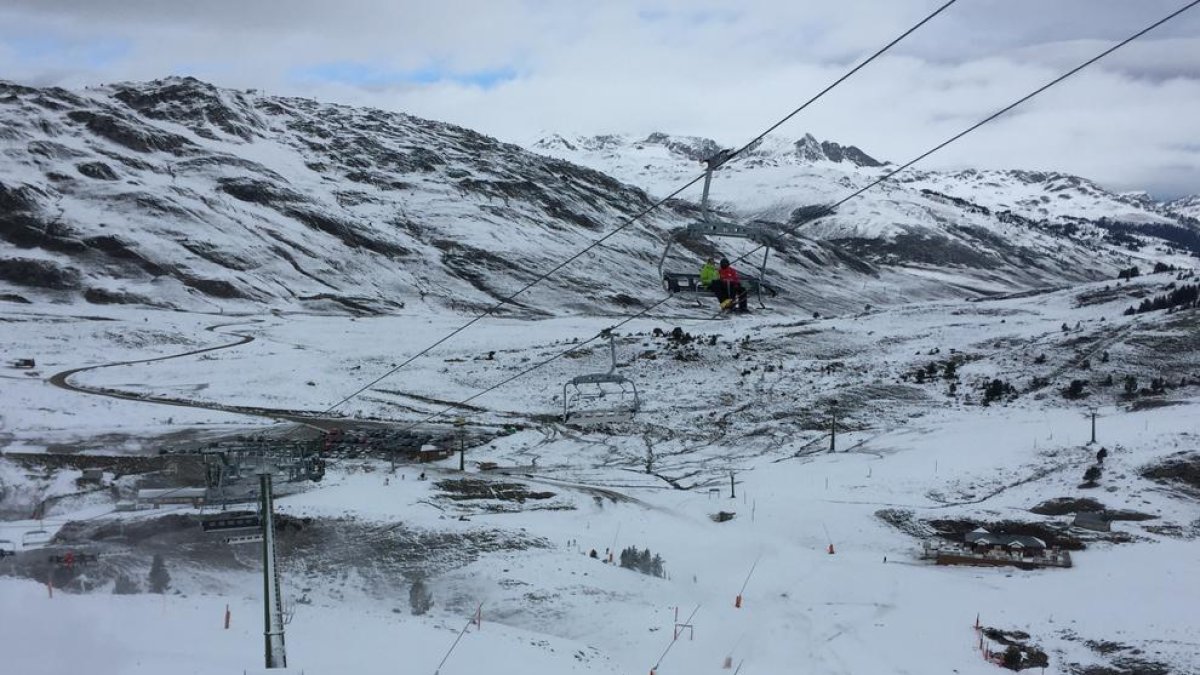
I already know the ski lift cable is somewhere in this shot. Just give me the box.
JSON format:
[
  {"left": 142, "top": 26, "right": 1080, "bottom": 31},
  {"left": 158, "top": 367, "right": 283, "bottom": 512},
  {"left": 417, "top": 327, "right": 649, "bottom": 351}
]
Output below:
[
  {"left": 387, "top": 0, "right": 1199, "bottom": 431},
  {"left": 832, "top": 0, "right": 1200, "bottom": 211},
  {"left": 707, "top": 0, "right": 1200, "bottom": 317},
  {"left": 705, "top": 0, "right": 961, "bottom": 173},
  {"left": 312, "top": 0, "right": 962, "bottom": 417}
]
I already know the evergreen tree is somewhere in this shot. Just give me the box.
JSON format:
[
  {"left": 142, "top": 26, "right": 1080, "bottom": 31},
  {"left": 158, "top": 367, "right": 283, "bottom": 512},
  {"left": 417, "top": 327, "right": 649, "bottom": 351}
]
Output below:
[
  {"left": 1123, "top": 375, "right": 1138, "bottom": 395},
  {"left": 113, "top": 574, "right": 138, "bottom": 595},
  {"left": 619, "top": 546, "right": 637, "bottom": 570},
  {"left": 651, "top": 554, "right": 665, "bottom": 578},
  {"left": 637, "top": 548, "right": 652, "bottom": 574},
  {"left": 409, "top": 579, "right": 434, "bottom": 615},
  {"left": 148, "top": 553, "right": 170, "bottom": 594},
  {"left": 1063, "top": 379, "right": 1087, "bottom": 399},
  {"left": 983, "top": 379, "right": 1009, "bottom": 404}
]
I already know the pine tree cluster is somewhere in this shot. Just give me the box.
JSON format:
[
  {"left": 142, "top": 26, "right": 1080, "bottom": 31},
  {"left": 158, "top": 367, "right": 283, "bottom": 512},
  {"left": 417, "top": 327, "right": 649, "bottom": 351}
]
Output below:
[
  {"left": 1123, "top": 283, "right": 1199, "bottom": 315},
  {"left": 1117, "top": 265, "right": 1141, "bottom": 280},
  {"left": 618, "top": 546, "right": 666, "bottom": 578},
  {"left": 982, "top": 378, "right": 1017, "bottom": 404}
]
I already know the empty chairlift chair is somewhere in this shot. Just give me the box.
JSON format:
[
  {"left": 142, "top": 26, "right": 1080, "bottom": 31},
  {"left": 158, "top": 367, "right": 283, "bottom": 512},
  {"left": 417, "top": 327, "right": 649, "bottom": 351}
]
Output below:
[
  {"left": 21, "top": 528, "right": 52, "bottom": 548},
  {"left": 200, "top": 510, "right": 264, "bottom": 545},
  {"left": 562, "top": 330, "right": 640, "bottom": 426}
]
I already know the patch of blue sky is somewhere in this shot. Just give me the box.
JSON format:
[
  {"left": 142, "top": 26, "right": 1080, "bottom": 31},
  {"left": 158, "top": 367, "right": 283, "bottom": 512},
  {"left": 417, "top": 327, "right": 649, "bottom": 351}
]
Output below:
[
  {"left": 292, "top": 62, "right": 517, "bottom": 89},
  {"left": 1, "top": 33, "right": 130, "bottom": 67}
]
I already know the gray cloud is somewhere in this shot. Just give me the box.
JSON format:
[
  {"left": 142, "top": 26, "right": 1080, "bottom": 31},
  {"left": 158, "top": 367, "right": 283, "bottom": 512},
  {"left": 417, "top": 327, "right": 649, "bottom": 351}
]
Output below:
[{"left": 1, "top": 0, "right": 1197, "bottom": 197}]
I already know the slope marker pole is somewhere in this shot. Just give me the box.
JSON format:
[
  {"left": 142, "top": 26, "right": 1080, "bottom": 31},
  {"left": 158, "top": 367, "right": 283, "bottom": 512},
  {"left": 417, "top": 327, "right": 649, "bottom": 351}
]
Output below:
[{"left": 735, "top": 555, "right": 762, "bottom": 608}]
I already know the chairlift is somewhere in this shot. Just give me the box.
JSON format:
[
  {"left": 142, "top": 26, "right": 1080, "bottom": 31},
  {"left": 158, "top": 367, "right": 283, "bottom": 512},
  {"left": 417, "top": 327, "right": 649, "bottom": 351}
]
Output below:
[
  {"left": 200, "top": 510, "right": 262, "bottom": 534},
  {"left": 562, "top": 330, "right": 640, "bottom": 426},
  {"left": 658, "top": 150, "right": 833, "bottom": 309},
  {"left": 0, "top": 539, "right": 16, "bottom": 556},
  {"left": 202, "top": 509, "right": 265, "bottom": 545},
  {"left": 21, "top": 529, "right": 51, "bottom": 547},
  {"left": 48, "top": 551, "right": 100, "bottom": 567}
]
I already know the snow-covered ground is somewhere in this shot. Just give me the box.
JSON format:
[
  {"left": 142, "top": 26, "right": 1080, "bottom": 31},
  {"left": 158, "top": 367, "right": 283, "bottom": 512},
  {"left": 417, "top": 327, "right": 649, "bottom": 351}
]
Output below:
[{"left": 2, "top": 269, "right": 1199, "bottom": 674}]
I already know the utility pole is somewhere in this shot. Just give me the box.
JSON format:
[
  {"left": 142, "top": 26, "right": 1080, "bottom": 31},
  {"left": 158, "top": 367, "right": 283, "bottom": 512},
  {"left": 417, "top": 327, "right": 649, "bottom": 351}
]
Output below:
[
  {"left": 729, "top": 471, "right": 736, "bottom": 499},
  {"left": 259, "top": 472, "right": 287, "bottom": 669},
  {"left": 1088, "top": 408, "right": 1097, "bottom": 445},
  {"left": 829, "top": 400, "right": 838, "bottom": 453},
  {"left": 455, "top": 417, "right": 467, "bottom": 471}
]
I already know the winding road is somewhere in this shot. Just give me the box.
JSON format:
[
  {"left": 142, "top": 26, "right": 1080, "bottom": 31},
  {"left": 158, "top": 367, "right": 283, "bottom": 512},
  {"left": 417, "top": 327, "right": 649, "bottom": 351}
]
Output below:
[{"left": 46, "top": 320, "right": 347, "bottom": 431}]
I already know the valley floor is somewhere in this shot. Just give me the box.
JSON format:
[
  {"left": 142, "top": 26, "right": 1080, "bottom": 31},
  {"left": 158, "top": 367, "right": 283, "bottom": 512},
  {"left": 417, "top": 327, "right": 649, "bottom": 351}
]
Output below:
[{"left": 2, "top": 273, "right": 1199, "bottom": 674}]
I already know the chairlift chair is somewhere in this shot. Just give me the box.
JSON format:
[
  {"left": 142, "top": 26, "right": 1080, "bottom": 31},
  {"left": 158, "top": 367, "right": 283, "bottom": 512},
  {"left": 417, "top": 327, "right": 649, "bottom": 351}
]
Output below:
[
  {"left": 201, "top": 509, "right": 265, "bottom": 545},
  {"left": 200, "top": 510, "right": 261, "bottom": 532},
  {"left": 0, "top": 539, "right": 16, "bottom": 556},
  {"left": 658, "top": 151, "right": 833, "bottom": 309},
  {"left": 48, "top": 551, "right": 100, "bottom": 567},
  {"left": 562, "top": 331, "right": 640, "bottom": 426},
  {"left": 21, "top": 529, "right": 51, "bottom": 547}
]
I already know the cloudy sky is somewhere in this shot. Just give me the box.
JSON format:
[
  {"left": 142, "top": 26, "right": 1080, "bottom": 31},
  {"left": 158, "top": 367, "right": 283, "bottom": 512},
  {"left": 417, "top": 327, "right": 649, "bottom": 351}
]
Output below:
[{"left": 1, "top": 0, "right": 1198, "bottom": 197}]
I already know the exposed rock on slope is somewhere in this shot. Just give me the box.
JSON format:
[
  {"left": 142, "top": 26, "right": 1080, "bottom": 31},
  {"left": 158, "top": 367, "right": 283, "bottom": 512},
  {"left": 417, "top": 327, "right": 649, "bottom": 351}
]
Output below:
[{"left": 1, "top": 77, "right": 1193, "bottom": 316}]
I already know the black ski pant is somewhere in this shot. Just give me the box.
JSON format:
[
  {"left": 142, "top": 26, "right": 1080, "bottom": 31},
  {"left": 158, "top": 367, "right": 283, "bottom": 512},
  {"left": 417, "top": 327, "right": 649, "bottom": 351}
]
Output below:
[{"left": 709, "top": 282, "right": 728, "bottom": 305}]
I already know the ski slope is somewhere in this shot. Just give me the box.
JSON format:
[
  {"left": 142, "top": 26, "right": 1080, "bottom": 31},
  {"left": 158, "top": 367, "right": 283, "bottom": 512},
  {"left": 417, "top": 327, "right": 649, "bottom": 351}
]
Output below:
[{"left": 2, "top": 269, "right": 1199, "bottom": 674}]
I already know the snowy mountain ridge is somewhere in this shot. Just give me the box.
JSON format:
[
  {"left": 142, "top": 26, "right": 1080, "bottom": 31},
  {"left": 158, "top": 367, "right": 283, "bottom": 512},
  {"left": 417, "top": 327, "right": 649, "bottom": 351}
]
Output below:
[
  {"left": 531, "top": 130, "right": 1200, "bottom": 278},
  {"left": 533, "top": 130, "right": 884, "bottom": 168},
  {"left": 531, "top": 131, "right": 1197, "bottom": 227},
  {"left": 0, "top": 77, "right": 1195, "bottom": 318}
]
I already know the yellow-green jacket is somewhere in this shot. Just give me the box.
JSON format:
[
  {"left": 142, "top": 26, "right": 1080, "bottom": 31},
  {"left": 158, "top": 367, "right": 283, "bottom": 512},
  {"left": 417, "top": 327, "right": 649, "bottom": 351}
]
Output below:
[{"left": 699, "top": 262, "right": 718, "bottom": 287}]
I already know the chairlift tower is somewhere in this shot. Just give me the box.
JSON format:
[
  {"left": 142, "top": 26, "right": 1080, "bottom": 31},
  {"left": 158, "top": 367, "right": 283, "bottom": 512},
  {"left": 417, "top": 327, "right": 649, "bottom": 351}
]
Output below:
[
  {"left": 260, "top": 472, "right": 288, "bottom": 669},
  {"left": 203, "top": 444, "right": 325, "bottom": 506},
  {"left": 455, "top": 417, "right": 467, "bottom": 471},
  {"left": 829, "top": 399, "right": 838, "bottom": 453},
  {"left": 200, "top": 454, "right": 295, "bottom": 670}
]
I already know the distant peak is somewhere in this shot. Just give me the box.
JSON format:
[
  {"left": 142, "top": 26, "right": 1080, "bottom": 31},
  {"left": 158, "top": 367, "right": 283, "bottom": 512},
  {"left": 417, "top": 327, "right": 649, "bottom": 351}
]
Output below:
[{"left": 532, "top": 130, "right": 884, "bottom": 167}]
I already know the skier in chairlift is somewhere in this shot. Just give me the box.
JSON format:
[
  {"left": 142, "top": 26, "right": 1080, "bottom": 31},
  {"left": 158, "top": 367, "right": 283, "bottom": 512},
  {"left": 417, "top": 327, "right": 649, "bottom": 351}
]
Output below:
[
  {"left": 718, "top": 258, "right": 748, "bottom": 313},
  {"left": 699, "top": 256, "right": 724, "bottom": 306}
]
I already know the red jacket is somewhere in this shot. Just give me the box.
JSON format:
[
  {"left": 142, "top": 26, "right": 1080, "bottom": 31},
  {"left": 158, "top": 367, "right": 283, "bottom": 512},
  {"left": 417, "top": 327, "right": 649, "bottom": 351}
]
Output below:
[{"left": 719, "top": 266, "right": 740, "bottom": 284}]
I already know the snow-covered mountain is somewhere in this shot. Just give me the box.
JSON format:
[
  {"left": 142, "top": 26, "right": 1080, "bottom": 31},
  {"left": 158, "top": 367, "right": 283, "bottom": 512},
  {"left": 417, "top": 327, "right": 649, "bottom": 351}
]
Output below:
[
  {"left": 1, "top": 78, "right": 1195, "bottom": 318},
  {"left": 532, "top": 131, "right": 1200, "bottom": 273},
  {"left": 1166, "top": 194, "right": 1200, "bottom": 220},
  {"left": 0, "top": 77, "right": 692, "bottom": 316},
  {"left": 3, "top": 82, "right": 1200, "bottom": 675}
]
